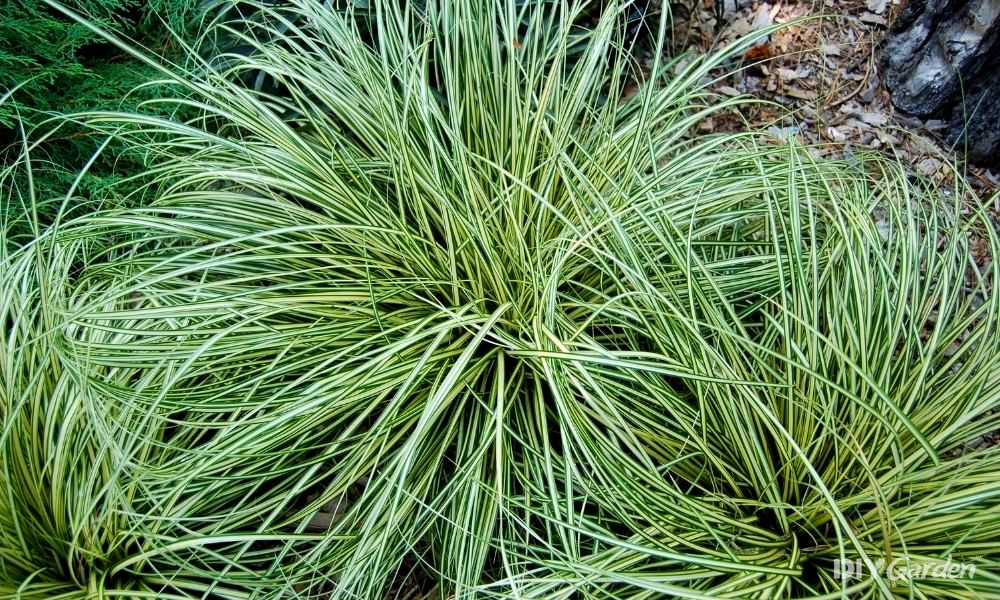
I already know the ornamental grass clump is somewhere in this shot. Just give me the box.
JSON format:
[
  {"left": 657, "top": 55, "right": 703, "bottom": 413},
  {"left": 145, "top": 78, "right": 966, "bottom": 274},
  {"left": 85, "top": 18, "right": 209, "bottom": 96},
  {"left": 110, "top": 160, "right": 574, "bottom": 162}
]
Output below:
[{"left": 1, "top": 0, "right": 999, "bottom": 598}]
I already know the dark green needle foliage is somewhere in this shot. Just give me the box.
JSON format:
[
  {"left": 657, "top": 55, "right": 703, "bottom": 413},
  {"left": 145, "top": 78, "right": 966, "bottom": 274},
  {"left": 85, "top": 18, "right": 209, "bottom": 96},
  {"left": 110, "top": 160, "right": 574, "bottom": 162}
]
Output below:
[{"left": 0, "top": 0, "right": 204, "bottom": 246}]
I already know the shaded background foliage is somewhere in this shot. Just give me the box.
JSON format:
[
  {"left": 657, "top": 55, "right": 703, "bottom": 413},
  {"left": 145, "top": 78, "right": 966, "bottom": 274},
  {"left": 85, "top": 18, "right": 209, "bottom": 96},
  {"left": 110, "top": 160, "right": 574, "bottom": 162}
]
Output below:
[
  {"left": 0, "top": 0, "right": 201, "bottom": 245},
  {"left": 0, "top": 0, "right": 201, "bottom": 125}
]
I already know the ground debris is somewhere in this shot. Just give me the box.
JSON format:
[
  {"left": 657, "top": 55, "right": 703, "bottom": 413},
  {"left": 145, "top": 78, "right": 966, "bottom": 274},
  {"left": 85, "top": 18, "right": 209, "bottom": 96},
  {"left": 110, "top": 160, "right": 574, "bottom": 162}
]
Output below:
[{"left": 665, "top": 0, "right": 996, "bottom": 200}]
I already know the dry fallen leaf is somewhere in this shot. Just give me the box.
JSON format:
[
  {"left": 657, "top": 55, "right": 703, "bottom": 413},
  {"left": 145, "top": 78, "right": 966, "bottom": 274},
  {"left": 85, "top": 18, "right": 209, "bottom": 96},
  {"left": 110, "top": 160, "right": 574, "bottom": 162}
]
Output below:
[
  {"left": 860, "top": 11, "right": 888, "bottom": 25},
  {"left": 820, "top": 43, "right": 842, "bottom": 56},
  {"left": 751, "top": 3, "right": 779, "bottom": 30},
  {"left": 860, "top": 112, "right": 888, "bottom": 126},
  {"left": 866, "top": 0, "right": 889, "bottom": 14},
  {"left": 743, "top": 45, "right": 773, "bottom": 61},
  {"left": 785, "top": 87, "right": 818, "bottom": 100},
  {"left": 776, "top": 67, "right": 802, "bottom": 81},
  {"left": 918, "top": 158, "right": 943, "bottom": 176}
]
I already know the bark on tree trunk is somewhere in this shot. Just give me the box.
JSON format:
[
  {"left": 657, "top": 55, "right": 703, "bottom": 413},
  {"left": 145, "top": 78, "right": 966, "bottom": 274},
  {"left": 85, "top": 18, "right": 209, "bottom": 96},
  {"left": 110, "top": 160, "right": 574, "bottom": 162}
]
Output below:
[{"left": 882, "top": 0, "right": 1000, "bottom": 167}]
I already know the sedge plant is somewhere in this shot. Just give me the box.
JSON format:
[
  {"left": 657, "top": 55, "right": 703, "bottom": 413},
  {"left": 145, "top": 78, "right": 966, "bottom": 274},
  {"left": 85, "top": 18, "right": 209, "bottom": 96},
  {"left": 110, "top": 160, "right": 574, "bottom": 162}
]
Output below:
[{"left": 1, "top": 0, "right": 998, "bottom": 598}]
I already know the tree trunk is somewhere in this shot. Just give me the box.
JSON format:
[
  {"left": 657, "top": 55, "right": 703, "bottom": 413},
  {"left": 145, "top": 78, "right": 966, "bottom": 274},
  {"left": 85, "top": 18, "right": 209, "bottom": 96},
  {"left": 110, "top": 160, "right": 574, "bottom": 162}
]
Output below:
[{"left": 882, "top": 0, "right": 1000, "bottom": 167}]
